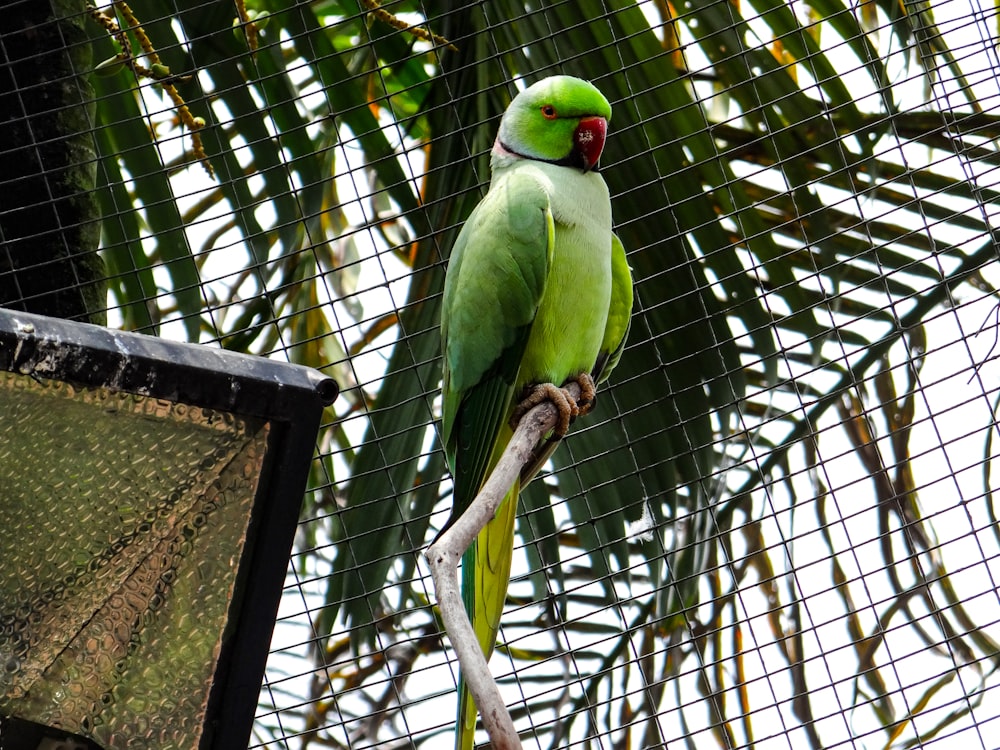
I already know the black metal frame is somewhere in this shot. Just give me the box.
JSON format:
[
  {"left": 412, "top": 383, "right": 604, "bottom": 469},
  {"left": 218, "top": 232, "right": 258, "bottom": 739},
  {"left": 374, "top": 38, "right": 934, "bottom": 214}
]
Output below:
[{"left": 0, "top": 308, "right": 337, "bottom": 750}]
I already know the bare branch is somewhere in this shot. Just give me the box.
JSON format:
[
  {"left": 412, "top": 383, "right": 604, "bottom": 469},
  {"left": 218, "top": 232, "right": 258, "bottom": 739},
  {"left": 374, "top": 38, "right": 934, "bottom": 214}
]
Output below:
[{"left": 426, "top": 382, "right": 581, "bottom": 750}]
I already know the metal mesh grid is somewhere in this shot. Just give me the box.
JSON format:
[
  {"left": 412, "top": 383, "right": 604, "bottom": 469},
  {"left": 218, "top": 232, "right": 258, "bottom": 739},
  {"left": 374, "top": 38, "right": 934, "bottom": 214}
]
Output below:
[{"left": 3, "top": 0, "right": 1000, "bottom": 748}]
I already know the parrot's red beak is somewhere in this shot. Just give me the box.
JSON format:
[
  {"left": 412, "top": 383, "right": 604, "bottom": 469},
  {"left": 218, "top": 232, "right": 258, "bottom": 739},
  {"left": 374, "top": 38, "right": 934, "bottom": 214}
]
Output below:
[{"left": 574, "top": 116, "right": 607, "bottom": 172}]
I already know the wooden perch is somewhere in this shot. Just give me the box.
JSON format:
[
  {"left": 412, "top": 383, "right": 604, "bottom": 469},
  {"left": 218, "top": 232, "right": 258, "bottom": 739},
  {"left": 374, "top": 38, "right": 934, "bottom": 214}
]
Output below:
[{"left": 426, "top": 382, "right": 581, "bottom": 750}]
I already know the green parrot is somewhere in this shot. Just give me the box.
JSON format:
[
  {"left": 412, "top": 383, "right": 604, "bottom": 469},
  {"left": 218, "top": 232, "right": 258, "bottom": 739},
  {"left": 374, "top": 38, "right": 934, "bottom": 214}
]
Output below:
[{"left": 439, "top": 75, "right": 633, "bottom": 749}]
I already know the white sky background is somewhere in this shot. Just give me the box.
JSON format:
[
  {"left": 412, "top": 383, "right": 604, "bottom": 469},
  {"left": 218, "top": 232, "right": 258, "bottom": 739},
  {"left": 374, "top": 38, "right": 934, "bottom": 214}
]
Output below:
[{"left": 99, "top": 0, "right": 1000, "bottom": 747}]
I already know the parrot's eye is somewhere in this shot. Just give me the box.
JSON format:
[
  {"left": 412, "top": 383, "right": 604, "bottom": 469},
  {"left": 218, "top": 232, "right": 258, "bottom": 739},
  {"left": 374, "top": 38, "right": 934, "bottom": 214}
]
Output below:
[{"left": 541, "top": 104, "right": 557, "bottom": 119}]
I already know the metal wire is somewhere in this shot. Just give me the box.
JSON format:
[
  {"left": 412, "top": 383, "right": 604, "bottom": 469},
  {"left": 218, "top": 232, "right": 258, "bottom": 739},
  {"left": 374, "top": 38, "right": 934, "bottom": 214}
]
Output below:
[{"left": 4, "top": 0, "right": 1000, "bottom": 748}]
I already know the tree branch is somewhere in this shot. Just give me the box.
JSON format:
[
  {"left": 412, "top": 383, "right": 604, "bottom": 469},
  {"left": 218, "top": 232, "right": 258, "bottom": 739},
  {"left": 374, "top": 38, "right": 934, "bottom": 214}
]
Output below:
[{"left": 426, "top": 382, "right": 581, "bottom": 750}]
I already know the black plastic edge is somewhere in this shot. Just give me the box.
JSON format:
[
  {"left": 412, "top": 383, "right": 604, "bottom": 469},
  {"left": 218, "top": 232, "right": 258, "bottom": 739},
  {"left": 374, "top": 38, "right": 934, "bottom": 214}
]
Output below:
[{"left": 0, "top": 308, "right": 339, "bottom": 419}]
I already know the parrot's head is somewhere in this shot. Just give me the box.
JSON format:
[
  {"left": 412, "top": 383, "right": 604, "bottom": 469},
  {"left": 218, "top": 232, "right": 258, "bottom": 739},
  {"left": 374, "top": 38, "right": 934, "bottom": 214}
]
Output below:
[{"left": 495, "top": 75, "right": 612, "bottom": 173}]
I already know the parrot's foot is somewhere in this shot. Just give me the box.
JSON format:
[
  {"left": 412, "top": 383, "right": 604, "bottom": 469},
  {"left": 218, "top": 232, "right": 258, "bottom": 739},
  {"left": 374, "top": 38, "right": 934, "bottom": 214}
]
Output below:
[
  {"left": 511, "top": 383, "right": 577, "bottom": 436},
  {"left": 511, "top": 373, "right": 597, "bottom": 436},
  {"left": 570, "top": 372, "right": 597, "bottom": 417}
]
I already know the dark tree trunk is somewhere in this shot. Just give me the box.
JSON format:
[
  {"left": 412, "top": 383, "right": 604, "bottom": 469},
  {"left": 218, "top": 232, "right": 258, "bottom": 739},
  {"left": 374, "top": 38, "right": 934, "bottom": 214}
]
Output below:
[{"left": 0, "top": 0, "right": 106, "bottom": 325}]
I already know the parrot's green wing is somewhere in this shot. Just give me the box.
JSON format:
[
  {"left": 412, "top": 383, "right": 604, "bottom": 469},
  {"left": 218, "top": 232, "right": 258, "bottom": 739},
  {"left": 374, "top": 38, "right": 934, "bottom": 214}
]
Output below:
[
  {"left": 593, "top": 233, "right": 633, "bottom": 384},
  {"left": 441, "top": 167, "right": 555, "bottom": 750},
  {"left": 441, "top": 167, "right": 555, "bottom": 525}
]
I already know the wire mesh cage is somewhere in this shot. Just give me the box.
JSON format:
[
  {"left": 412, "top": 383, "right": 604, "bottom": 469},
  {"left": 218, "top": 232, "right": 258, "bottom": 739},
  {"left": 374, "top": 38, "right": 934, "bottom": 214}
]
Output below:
[{"left": 3, "top": 0, "right": 1000, "bottom": 748}]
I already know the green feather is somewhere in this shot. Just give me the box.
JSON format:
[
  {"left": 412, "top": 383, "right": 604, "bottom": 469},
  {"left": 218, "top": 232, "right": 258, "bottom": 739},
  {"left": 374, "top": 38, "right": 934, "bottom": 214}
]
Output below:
[
  {"left": 593, "top": 233, "right": 634, "bottom": 385},
  {"left": 521, "top": 233, "right": 634, "bottom": 487},
  {"left": 441, "top": 169, "right": 554, "bottom": 523}
]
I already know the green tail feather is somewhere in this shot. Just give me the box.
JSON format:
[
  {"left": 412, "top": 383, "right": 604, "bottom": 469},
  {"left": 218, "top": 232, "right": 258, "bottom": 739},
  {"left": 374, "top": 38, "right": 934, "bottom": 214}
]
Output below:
[{"left": 455, "top": 478, "right": 520, "bottom": 750}]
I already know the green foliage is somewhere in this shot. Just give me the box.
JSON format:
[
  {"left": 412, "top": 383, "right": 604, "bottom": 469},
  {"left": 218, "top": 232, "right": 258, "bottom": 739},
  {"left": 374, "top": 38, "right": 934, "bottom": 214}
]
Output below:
[{"left": 88, "top": 1, "right": 1000, "bottom": 747}]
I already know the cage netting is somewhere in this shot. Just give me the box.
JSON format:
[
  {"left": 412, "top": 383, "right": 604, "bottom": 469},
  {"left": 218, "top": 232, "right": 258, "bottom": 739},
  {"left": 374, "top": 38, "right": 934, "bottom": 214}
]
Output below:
[{"left": 3, "top": 0, "right": 1000, "bottom": 748}]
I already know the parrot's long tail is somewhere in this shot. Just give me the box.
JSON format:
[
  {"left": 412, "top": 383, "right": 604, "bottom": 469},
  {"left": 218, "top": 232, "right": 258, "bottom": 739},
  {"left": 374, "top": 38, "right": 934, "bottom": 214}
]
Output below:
[{"left": 455, "top": 476, "right": 520, "bottom": 750}]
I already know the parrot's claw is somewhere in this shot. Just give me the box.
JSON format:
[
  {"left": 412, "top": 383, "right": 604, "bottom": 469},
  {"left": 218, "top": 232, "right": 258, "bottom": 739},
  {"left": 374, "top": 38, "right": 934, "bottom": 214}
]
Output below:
[
  {"left": 511, "top": 372, "right": 597, "bottom": 436},
  {"left": 571, "top": 372, "right": 597, "bottom": 416},
  {"left": 511, "top": 382, "right": 578, "bottom": 436}
]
